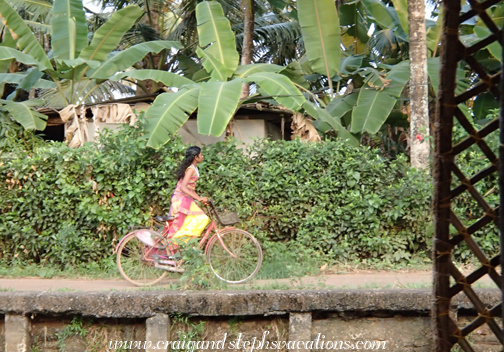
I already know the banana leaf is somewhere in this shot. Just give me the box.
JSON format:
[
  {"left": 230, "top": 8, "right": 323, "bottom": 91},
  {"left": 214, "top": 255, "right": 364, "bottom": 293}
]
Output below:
[
  {"left": 145, "top": 87, "right": 200, "bottom": 149},
  {"left": 426, "top": 10, "right": 443, "bottom": 54},
  {"left": 0, "top": 71, "right": 55, "bottom": 89},
  {"left": 197, "top": 79, "right": 242, "bottom": 136},
  {"left": 351, "top": 89, "right": 396, "bottom": 134},
  {"left": 79, "top": 5, "right": 143, "bottom": 62},
  {"left": 51, "top": 0, "right": 87, "bottom": 60},
  {"left": 195, "top": 1, "right": 239, "bottom": 80},
  {"left": 297, "top": 0, "right": 341, "bottom": 78},
  {"left": 473, "top": 92, "right": 499, "bottom": 120},
  {"left": 234, "top": 63, "right": 284, "bottom": 78},
  {"left": 110, "top": 70, "right": 194, "bottom": 88},
  {"left": 385, "top": 60, "right": 409, "bottom": 98},
  {"left": 326, "top": 92, "right": 358, "bottom": 118},
  {"left": 196, "top": 47, "right": 229, "bottom": 81},
  {"left": 390, "top": 0, "right": 409, "bottom": 35},
  {"left": 0, "top": 99, "right": 47, "bottom": 130},
  {"left": 245, "top": 72, "right": 305, "bottom": 111},
  {"left": 0, "top": 0, "right": 51, "bottom": 69},
  {"left": 0, "top": 47, "right": 46, "bottom": 68},
  {"left": 59, "top": 58, "right": 101, "bottom": 69},
  {"left": 473, "top": 26, "right": 502, "bottom": 62},
  {"left": 88, "top": 41, "right": 182, "bottom": 79},
  {"left": 303, "top": 101, "right": 359, "bottom": 146},
  {"left": 360, "top": 0, "right": 407, "bottom": 39}
]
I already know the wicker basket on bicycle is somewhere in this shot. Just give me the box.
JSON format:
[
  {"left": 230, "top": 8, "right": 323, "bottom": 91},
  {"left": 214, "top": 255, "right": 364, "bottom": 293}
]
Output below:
[{"left": 212, "top": 208, "right": 240, "bottom": 226}]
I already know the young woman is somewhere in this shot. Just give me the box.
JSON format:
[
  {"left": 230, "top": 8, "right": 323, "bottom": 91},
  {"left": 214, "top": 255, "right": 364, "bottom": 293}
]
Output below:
[{"left": 168, "top": 146, "right": 210, "bottom": 240}]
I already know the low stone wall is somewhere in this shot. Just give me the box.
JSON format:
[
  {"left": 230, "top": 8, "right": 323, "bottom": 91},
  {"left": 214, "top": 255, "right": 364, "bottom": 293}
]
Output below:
[{"left": 0, "top": 289, "right": 500, "bottom": 352}]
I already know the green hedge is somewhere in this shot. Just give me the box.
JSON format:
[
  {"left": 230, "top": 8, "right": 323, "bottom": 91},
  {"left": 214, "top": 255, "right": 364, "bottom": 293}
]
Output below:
[{"left": 0, "top": 118, "right": 494, "bottom": 266}]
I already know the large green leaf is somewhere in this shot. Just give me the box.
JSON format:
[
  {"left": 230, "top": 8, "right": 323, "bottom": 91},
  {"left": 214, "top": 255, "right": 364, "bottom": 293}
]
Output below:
[
  {"left": 385, "top": 60, "right": 409, "bottom": 98},
  {"left": 197, "top": 79, "right": 242, "bottom": 136},
  {"left": 110, "top": 70, "right": 194, "bottom": 88},
  {"left": 245, "top": 72, "right": 305, "bottom": 111},
  {"left": 234, "top": 63, "right": 284, "bottom": 78},
  {"left": 390, "top": 0, "right": 408, "bottom": 35},
  {"left": 88, "top": 41, "right": 182, "bottom": 79},
  {"left": 303, "top": 101, "right": 359, "bottom": 146},
  {"left": 51, "top": 0, "right": 87, "bottom": 60},
  {"left": 351, "top": 89, "right": 396, "bottom": 134},
  {"left": 0, "top": 72, "right": 55, "bottom": 89},
  {"left": 0, "top": 0, "right": 51, "bottom": 69},
  {"left": 0, "top": 99, "right": 47, "bottom": 130},
  {"left": 145, "top": 87, "right": 200, "bottom": 149},
  {"left": 0, "top": 47, "right": 46, "bottom": 68},
  {"left": 426, "top": 11, "right": 443, "bottom": 54},
  {"left": 280, "top": 61, "right": 310, "bottom": 89},
  {"left": 196, "top": 47, "right": 228, "bottom": 81},
  {"left": 297, "top": 0, "right": 341, "bottom": 78},
  {"left": 426, "top": 57, "right": 466, "bottom": 95},
  {"left": 195, "top": 1, "right": 239, "bottom": 80},
  {"left": 361, "top": 0, "right": 406, "bottom": 38},
  {"left": 59, "top": 58, "right": 101, "bottom": 69},
  {"left": 79, "top": 5, "right": 143, "bottom": 62},
  {"left": 473, "top": 92, "right": 499, "bottom": 120},
  {"left": 326, "top": 92, "right": 358, "bottom": 118},
  {"left": 340, "top": 55, "right": 364, "bottom": 74},
  {"left": 473, "top": 26, "right": 502, "bottom": 61}
]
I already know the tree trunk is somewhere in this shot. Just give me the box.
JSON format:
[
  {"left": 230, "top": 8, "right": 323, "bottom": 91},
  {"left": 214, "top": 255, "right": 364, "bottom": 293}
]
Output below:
[
  {"left": 227, "top": 0, "right": 254, "bottom": 138},
  {"left": 240, "top": 0, "right": 254, "bottom": 99},
  {"left": 408, "top": 0, "right": 430, "bottom": 169}
]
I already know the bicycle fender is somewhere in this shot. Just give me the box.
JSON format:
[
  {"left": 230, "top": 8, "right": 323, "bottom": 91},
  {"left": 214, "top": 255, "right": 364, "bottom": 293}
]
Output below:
[
  {"left": 114, "top": 228, "right": 155, "bottom": 254},
  {"left": 204, "top": 227, "right": 235, "bottom": 253},
  {"left": 114, "top": 231, "right": 138, "bottom": 254}
]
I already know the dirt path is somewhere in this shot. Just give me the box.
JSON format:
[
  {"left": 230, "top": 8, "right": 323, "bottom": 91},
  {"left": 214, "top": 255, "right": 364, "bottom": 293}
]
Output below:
[{"left": 0, "top": 270, "right": 495, "bottom": 291}]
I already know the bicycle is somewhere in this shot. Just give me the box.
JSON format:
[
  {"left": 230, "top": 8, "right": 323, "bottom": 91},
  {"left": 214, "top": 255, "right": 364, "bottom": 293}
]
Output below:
[{"left": 114, "top": 200, "right": 263, "bottom": 286}]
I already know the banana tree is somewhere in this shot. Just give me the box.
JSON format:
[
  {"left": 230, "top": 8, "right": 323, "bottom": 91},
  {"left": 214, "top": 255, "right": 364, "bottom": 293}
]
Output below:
[
  {"left": 0, "top": 0, "right": 181, "bottom": 130},
  {"left": 294, "top": 0, "right": 449, "bottom": 145},
  {"left": 143, "top": 1, "right": 310, "bottom": 149}
]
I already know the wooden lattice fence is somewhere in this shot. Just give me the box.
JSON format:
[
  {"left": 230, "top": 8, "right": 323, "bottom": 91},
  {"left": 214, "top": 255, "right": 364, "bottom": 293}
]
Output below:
[{"left": 433, "top": 0, "right": 504, "bottom": 350}]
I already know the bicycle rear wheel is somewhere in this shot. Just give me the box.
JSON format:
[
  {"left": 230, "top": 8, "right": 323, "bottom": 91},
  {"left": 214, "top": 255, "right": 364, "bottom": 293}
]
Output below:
[
  {"left": 206, "top": 228, "right": 262, "bottom": 284},
  {"left": 116, "top": 232, "right": 167, "bottom": 286}
]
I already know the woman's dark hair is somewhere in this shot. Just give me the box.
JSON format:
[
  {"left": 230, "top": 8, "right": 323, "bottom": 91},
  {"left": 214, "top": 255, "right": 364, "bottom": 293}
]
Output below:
[{"left": 175, "top": 146, "right": 201, "bottom": 180}]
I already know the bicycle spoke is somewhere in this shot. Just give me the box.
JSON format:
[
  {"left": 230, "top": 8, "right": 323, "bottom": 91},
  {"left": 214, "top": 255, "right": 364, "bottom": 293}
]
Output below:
[
  {"left": 117, "top": 233, "right": 167, "bottom": 286},
  {"left": 207, "top": 229, "right": 262, "bottom": 283}
]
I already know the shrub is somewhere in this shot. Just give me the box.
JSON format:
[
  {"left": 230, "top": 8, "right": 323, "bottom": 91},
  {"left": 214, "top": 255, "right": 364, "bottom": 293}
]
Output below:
[{"left": 4, "top": 117, "right": 493, "bottom": 266}]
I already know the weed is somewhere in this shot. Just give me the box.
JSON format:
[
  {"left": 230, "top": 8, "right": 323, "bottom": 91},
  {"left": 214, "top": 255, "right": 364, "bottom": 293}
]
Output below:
[
  {"left": 56, "top": 316, "right": 90, "bottom": 351},
  {"left": 170, "top": 313, "right": 206, "bottom": 352}
]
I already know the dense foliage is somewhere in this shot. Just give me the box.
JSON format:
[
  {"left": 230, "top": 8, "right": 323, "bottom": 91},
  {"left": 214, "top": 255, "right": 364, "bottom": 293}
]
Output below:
[{"left": 0, "top": 118, "right": 497, "bottom": 267}]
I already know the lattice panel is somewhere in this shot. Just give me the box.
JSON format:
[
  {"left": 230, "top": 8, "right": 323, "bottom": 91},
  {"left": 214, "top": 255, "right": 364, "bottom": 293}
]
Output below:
[{"left": 433, "top": 0, "right": 504, "bottom": 351}]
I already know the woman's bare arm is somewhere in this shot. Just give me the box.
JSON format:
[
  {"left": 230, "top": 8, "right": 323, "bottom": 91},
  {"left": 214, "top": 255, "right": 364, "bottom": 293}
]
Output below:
[{"left": 180, "top": 168, "right": 205, "bottom": 202}]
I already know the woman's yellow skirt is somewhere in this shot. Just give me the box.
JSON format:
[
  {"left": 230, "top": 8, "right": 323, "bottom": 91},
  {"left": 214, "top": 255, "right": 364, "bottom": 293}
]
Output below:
[{"left": 172, "top": 203, "right": 210, "bottom": 243}]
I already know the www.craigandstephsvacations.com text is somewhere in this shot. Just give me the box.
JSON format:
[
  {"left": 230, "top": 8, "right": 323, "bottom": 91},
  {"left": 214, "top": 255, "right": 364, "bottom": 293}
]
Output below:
[{"left": 108, "top": 332, "right": 387, "bottom": 350}]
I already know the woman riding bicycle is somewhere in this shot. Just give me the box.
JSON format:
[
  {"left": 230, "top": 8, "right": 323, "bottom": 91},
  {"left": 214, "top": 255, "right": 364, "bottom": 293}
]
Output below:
[{"left": 168, "top": 146, "right": 210, "bottom": 241}]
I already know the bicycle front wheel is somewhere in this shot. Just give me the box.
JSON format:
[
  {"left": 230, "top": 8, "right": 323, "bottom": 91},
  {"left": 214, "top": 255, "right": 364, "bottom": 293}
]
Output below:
[
  {"left": 206, "top": 229, "right": 262, "bottom": 284},
  {"left": 116, "top": 232, "right": 167, "bottom": 286}
]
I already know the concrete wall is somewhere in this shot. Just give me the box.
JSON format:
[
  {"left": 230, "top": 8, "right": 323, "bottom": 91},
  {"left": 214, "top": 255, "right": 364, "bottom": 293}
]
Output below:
[
  {"left": 86, "top": 119, "right": 275, "bottom": 146},
  {"left": 0, "top": 289, "right": 501, "bottom": 352},
  {"left": 178, "top": 120, "right": 268, "bottom": 146}
]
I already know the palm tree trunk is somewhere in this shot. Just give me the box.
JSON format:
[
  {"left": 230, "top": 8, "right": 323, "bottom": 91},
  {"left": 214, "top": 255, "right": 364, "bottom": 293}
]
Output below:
[
  {"left": 408, "top": 0, "right": 429, "bottom": 169},
  {"left": 240, "top": 0, "right": 254, "bottom": 99},
  {"left": 227, "top": 0, "right": 254, "bottom": 138}
]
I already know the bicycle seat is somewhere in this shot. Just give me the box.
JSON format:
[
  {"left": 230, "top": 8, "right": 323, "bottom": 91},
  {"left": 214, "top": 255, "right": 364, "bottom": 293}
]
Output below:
[{"left": 155, "top": 215, "right": 174, "bottom": 222}]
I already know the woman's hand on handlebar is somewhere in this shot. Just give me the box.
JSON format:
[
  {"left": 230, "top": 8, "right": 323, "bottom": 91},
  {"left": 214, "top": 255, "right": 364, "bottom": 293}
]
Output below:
[{"left": 199, "top": 196, "right": 209, "bottom": 205}]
